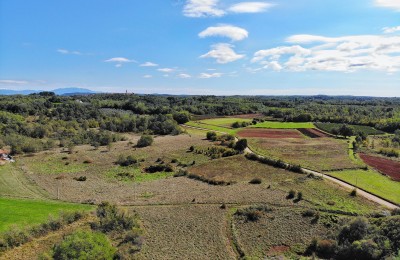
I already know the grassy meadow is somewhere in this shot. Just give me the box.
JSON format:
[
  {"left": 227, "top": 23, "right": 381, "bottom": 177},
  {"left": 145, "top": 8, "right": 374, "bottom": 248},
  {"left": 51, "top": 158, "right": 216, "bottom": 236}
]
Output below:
[
  {"left": 327, "top": 169, "right": 400, "bottom": 204},
  {"left": 0, "top": 197, "right": 92, "bottom": 232}
]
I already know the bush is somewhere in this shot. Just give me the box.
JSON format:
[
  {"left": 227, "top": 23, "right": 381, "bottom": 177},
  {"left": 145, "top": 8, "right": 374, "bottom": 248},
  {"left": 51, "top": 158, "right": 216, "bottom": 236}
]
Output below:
[
  {"left": 52, "top": 230, "right": 116, "bottom": 260},
  {"left": 287, "top": 189, "right": 296, "bottom": 199},
  {"left": 206, "top": 131, "right": 217, "bottom": 141},
  {"left": 73, "top": 176, "right": 87, "bottom": 182},
  {"left": 316, "top": 239, "right": 337, "bottom": 259},
  {"left": 249, "top": 178, "right": 262, "bottom": 184},
  {"left": 116, "top": 155, "right": 138, "bottom": 167},
  {"left": 144, "top": 164, "right": 173, "bottom": 173},
  {"left": 137, "top": 135, "right": 153, "bottom": 148},
  {"left": 297, "top": 191, "right": 303, "bottom": 201},
  {"left": 350, "top": 188, "right": 357, "bottom": 197},
  {"left": 234, "top": 139, "right": 248, "bottom": 151}
]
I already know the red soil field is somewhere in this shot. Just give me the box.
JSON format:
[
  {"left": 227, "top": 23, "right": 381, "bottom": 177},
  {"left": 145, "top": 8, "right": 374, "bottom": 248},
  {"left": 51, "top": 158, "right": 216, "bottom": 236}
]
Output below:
[
  {"left": 297, "top": 128, "right": 330, "bottom": 138},
  {"left": 359, "top": 153, "right": 400, "bottom": 181},
  {"left": 237, "top": 129, "right": 303, "bottom": 138}
]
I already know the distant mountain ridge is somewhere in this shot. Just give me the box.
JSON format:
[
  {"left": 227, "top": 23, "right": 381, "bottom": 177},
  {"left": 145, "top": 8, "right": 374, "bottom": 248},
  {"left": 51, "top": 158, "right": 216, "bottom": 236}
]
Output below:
[{"left": 0, "top": 88, "right": 98, "bottom": 96}]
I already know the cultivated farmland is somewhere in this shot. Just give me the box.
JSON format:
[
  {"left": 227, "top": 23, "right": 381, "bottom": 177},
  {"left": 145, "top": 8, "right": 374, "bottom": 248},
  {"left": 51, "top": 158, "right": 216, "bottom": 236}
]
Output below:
[{"left": 248, "top": 137, "right": 362, "bottom": 171}]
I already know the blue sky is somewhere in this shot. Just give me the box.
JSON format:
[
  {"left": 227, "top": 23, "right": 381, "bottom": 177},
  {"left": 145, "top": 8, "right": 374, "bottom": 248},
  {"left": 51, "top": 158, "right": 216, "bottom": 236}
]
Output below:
[{"left": 0, "top": 0, "right": 400, "bottom": 96}]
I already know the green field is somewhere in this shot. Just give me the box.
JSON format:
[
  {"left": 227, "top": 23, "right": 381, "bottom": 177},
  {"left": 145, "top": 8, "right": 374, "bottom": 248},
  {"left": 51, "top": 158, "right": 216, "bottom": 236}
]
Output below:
[
  {"left": 315, "top": 122, "right": 385, "bottom": 135},
  {"left": 0, "top": 197, "right": 92, "bottom": 232},
  {"left": 250, "top": 121, "right": 314, "bottom": 129},
  {"left": 199, "top": 117, "right": 252, "bottom": 127},
  {"left": 327, "top": 169, "right": 400, "bottom": 204},
  {"left": 185, "top": 121, "right": 237, "bottom": 134}
]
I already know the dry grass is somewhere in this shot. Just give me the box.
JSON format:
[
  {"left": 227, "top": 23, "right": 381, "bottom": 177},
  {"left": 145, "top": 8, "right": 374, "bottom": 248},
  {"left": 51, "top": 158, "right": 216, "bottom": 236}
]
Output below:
[
  {"left": 189, "top": 155, "right": 293, "bottom": 184},
  {"left": 234, "top": 207, "right": 332, "bottom": 258},
  {"left": 248, "top": 137, "right": 361, "bottom": 171},
  {"left": 134, "top": 205, "right": 234, "bottom": 260}
]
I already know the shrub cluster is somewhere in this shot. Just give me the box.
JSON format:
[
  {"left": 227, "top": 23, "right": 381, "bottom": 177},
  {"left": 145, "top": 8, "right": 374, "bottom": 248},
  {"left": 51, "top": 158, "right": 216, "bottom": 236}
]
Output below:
[
  {"left": 144, "top": 164, "right": 174, "bottom": 173},
  {"left": 116, "top": 155, "right": 138, "bottom": 167},
  {"left": 307, "top": 216, "right": 400, "bottom": 259},
  {"left": 136, "top": 135, "right": 153, "bottom": 148},
  {"left": 195, "top": 146, "right": 239, "bottom": 159},
  {"left": 245, "top": 153, "right": 303, "bottom": 174},
  {"left": 235, "top": 205, "right": 273, "bottom": 222},
  {"left": 186, "top": 173, "right": 232, "bottom": 186}
]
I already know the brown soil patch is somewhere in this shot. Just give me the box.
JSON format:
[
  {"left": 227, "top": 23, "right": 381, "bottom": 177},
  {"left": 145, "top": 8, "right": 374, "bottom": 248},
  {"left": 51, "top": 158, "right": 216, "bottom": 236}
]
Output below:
[
  {"left": 267, "top": 245, "right": 290, "bottom": 256},
  {"left": 297, "top": 128, "right": 330, "bottom": 138},
  {"left": 237, "top": 129, "right": 303, "bottom": 138},
  {"left": 359, "top": 153, "right": 400, "bottom": 181}
]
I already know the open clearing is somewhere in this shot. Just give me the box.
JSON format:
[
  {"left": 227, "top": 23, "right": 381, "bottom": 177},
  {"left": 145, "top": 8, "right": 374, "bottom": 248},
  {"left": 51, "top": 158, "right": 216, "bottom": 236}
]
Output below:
[
  {"left": 328, "top": 169, "right": 400, "bottom": 204},
  {"left": 237, "top": 129, "right": 303, "bottom": 138},
  {"left": 248, "top": 137, "right": 362, "bottom": 171},
  {"left": 0, "top": 197, "right": 92, "bottom": 232},
  {"left": 250, "top": 121, "right": 314, "bottom": 129},
  {"left": 359, "top": 153, "right": 400, "bottom": 181}
]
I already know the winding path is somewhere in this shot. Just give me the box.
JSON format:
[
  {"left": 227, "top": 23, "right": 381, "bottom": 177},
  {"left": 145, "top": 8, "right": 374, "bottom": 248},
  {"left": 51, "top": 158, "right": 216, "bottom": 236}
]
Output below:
[{"left": 182, "top": 124, "right": 399, "bottom": 210}]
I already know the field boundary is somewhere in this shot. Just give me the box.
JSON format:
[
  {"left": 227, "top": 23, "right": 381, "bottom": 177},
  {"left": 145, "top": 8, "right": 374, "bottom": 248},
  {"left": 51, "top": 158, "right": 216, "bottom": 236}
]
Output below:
[{"left": 182, "top": 124, "right": 399, "bottom": 210}]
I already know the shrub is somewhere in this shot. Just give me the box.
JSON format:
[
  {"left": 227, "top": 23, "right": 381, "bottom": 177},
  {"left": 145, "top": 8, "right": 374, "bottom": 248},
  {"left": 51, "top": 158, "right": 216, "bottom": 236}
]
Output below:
[
  {"left": 116, "top": 155, "right": 138, "bottom": 167},
  {"left": 234, "top": 139, "right": 248, "bottom": 151},
  {"left": 206, "top": 131, "right": 217, "bottom": 141},
  {"left": 52, "top": 230, "right": 116, "bottom": 260},
  {"left": 73, "top": 176, "right": 87, "bottom": 182},
  {"left": 316, "top": 239, "right": 337, "bottom": 259},
  {"left": 137, "top": 135, "right": 153, "bottom": 148},
  {"left": 287, "top": 189, "right": 296, "bottom": 199},
  {"left": 189, "top": 145, "right": 194, "bottom": 152},
  {"left": 249, "top": 178, "right": 262, "bottom": 184},
  {"left": 83, "top": 159, "right": 93, "bottom": 164},
  {"left": 297, "top": 191, "right": 303, "bottom": 201},
  {"left": 302, "top": 209, "right": 317, "bottom": 217},
  {"left": 350, "top": 188, "right": 357, "bottom": 197}
]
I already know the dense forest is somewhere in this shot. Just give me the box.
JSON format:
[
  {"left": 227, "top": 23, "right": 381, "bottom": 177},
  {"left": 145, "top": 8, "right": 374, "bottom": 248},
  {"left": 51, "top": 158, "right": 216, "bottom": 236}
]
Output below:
[{"left": 0, "top": 92, "right": 399, "bottom": 154}]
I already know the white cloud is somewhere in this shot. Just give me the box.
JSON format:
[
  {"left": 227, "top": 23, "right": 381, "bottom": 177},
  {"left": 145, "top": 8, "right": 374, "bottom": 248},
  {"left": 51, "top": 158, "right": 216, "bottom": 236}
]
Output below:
[
  {"left": 158, "top": 68, "right": 175, "bottom": 73},
  {"left": 183, "top": 0, "right": 225, "bottom": 17},
  {"left": 200, "top": 43, "right": 245, "bottom": 64},
  {"left": 143, "top": 75, "right": 153, "bottom": 78},
  {"left": 57, "top": 49, "right": 82, "bottom": 55},
  {"left": 104, "top": 57, "right": 135, "bottom": 67},
  {"left": 199, "top": 72, "right": 223, "bottom": 78},
  {"left": 383, "top": 25, "right": 400, "bottom": 33},
  {"left": 252, "top": 33, "right": 400, "bottom": 73},
  {"left": 177, "top": 73, "right": 192, "bottom": 79},
  {"left": 105, "top": 57, "right": 134, "bottom": 63},
  {"left": 375, "top": 0, "right": 400, "bottom": 11},
  {"left": 199, "top": 25, "right": 248, "bottom": 41},
  {"left": 0, "top": 79, "right": 28, "bottom": 85},
  {"left": 140, "top": 62, "right": 159, "bottom": 67},
  {"left": 228, "top": 2, "right": 274, "bottom": 13}
]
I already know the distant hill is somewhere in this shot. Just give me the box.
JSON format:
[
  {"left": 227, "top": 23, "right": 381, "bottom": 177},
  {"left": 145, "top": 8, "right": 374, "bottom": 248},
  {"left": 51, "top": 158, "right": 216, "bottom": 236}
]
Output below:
[{"left": 0, "top": 88, "right": 98, "bottom": 96}]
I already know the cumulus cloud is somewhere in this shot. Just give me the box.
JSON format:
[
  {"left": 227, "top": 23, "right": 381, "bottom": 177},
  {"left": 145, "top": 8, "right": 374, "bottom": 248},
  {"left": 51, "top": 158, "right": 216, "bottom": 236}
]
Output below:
[
  {"left": 383, "top": 25, "right": 400, "bottom": 33},
  {"left": 228, "top": 2, "right": 274, "bottom": 13},
  {"left": 252, "top": 33, "right": 400, "bottom": 73},
  {"left": 199, "top": 72, "right": 223, "bottom": 78},
  {"left": 140, "top": 62, "right": 159, "bottom": 67},
  {"left": 199, "top": 25, "right": 248, "bottom": 41},
  {"left": 375, "top": 0, "right": 400, "bottom": 11},
  {"left": 200, "top": 43, "right": 245, "bottom": 64},
  {"left": 183, "top": 0, "right": 225, "bottom": 17},
  {"left": 158, "top": 68, "right": 175, "bottom": 73},
  {"left": 177, "top": 73, "right": 192, "bottom": 78}
]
